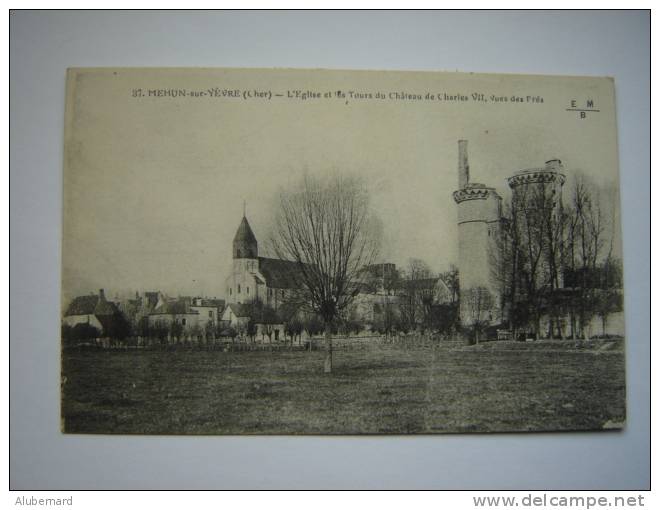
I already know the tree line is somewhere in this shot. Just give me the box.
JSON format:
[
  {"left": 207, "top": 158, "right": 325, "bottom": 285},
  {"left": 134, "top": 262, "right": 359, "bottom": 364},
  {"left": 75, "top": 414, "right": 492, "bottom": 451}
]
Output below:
[{"left": 489, "top": 173, "right": 622, "bottom": 340}]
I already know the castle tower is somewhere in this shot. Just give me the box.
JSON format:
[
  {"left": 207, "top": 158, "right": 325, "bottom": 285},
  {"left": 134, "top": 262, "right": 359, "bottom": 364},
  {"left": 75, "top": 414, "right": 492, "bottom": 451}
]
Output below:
[
  {"left": 452, "top": 140, "right": 502, "bottom": 326},
  {"left": 507, "top": 159, "right": 566, "bottom": 290},
  {"left": 507, "top": 159, "right": 565, "bottom": 215}
]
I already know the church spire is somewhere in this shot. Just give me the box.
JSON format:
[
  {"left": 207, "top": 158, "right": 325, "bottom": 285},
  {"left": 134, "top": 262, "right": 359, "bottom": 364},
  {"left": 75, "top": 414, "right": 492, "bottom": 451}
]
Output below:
[{"left": 232, "top": 213, "right": 258, "bottom": 259}]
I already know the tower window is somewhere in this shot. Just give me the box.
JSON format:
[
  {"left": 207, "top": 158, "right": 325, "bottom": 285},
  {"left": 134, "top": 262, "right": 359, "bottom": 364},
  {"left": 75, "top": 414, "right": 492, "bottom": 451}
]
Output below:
[
  {"left": 238, "top": 284, "right": 241, "bottom": 293},
  {"left": 247, "top": 287, "right": 250, "bottom": 295},
  {"left": 229, "top": 288, "right": 232, "bottom": 296}
]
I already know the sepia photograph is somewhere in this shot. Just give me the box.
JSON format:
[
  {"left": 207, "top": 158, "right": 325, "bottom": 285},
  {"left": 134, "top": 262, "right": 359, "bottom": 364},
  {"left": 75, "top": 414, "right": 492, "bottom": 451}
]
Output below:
[{"left": 61, "top": 67, "right": 626, "bottom": 435}]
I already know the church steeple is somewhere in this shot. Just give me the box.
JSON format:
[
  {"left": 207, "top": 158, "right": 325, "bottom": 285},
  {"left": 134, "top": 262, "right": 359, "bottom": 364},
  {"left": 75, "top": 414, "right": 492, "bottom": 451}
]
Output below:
[{"left": 233, "top": 214, "right": 258, "bottom": 259}]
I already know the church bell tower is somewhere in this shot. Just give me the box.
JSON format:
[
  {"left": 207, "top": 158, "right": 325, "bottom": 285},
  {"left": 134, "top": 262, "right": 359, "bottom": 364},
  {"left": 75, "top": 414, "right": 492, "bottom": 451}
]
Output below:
[
  {"left": 228, "top": 212, "right": 259, "bottom": 304},
  {"left": 233, "top": 215, "right": 258, "bottom": 260}
]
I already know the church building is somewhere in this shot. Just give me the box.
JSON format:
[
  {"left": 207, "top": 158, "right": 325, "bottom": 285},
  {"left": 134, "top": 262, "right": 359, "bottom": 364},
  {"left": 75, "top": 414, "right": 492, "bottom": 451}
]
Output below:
[{"left": 224, "top": 214, "right": 306, "bottom": 309}]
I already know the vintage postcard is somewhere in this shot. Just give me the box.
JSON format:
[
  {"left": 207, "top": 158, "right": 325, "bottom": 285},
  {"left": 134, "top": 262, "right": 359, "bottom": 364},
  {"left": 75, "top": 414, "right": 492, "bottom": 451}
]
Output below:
[{"left": 61, "top": 68, "right": 625, "bottom": 434}]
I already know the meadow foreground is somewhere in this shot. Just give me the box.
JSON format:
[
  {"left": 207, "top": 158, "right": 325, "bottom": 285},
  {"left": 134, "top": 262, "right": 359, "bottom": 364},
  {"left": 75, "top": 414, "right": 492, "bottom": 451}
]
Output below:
[{"left": 61, "top": 338, "right": 626, "bottom": 434}]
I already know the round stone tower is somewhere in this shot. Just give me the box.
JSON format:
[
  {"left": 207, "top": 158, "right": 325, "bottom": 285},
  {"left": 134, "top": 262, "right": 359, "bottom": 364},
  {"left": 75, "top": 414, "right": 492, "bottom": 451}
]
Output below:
[
  {"left": 507, "top": 159, "right": 566, "bottom": 290},
  {"left": 507, "top": 159, "right": 565, "bottom": 213},
  {"left": 452, "top": 140, "right": 502, "bottom": 325}
]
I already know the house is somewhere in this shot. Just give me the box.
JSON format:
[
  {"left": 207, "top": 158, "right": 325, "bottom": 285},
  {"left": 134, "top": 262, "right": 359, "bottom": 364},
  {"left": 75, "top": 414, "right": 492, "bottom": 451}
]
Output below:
[
  {"left": 147, "top": 296, "right": 200, "bottom": 329},
  {"left": 352, "top": 263, "right": 453, "bottom": 326},
  {"left": 220, "top": 303, "right": 251, "bottom": 328},
  {"left": 254, "top": 320, "right": 285, "bottom": 343},
  {"left": 62, "top": 288, "right": 129, "bottom": 339},
  {"left": 220, "top": 302, "right": 285, "bottom": 342},
  {"left": 357, "top": 263, "right": 399, "bottom": 295},
  {"left": 118, "top": 290, "right": 160, "bottom": 331},
  {"left": 190, "top": 297, "right": 225, "bottom": 327},
  {"left": 397, "top": 277, "right": 453, "bottom": 305}
]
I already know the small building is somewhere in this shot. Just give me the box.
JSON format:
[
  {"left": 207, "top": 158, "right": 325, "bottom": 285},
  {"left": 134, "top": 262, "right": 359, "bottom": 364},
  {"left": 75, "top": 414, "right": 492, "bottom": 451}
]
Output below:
[
  {"left": 220, "top": 302, "right": 285, "bottom": 342},
  {"left": 190, "top": 297, "right": 225, "bottom": 327},
  {"left": 62, "top": 289, "right": 130, "bottom": 342},
  {"left": 254, "top": 320, "right": 285, "bottom": 343},
  {"left": 220, "top": 303, "right": 251, "bottom": 328},
  {"left": 118, "top": 290, "right": 161, "bottom": 332},
  {"left": 147, "top": 297, "right": 200, "bottom": 329}
]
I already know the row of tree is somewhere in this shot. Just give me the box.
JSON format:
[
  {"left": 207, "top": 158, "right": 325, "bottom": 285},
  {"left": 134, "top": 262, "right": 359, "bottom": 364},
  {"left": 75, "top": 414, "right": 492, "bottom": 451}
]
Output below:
[
  {"left": 490, "top": 173, "right": 622, "bottom": 340},
  {"left": 63, "top": 171, "right": 622, "bottom": 370}
]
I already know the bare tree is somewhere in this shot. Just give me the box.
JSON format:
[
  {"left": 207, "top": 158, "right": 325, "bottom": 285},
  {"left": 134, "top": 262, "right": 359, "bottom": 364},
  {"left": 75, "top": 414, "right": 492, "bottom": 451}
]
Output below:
[
  {"left": 399, "top": 258, "right": 433, "bottom": 331},
  {"left": 269, "top": 173, "right": 380, "bottom": 373},
  {"left": 463, "top": 286, "right": 494, "bottom": 344},
  {"left": 204, "top": 320, "right": 215, "bottom": 346},
  {"left": 489, "top": 200, "right": 520, "bottom": 335},
  {"left": 493, "top": 177, "right": 565, "bottom": 339},
  {"left": 284, "top": 316, "right": 303, "bottom": 345},
  {"left": 565, "top": 174, "right": 605, "bottom": 339},
  {"left": 517, "top": 180, "right": 558, "bottom": 339},
  {"left": 440, "top": 265, "right": 460, "bottom": 304},
  {"left": 375, "top": 297, "right": 400, "bottom": 340},
  {"left": 492, "top": 171, "right": 618, "bottom": 340},
  {"left": 189, "top": 323, "right": 203, "bottom": 345}
]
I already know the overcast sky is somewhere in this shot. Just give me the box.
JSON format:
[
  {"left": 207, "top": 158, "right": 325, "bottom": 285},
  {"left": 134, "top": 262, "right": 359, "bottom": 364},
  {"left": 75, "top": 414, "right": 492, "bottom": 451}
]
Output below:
[{"left": 62, "top": 68, "right": 621, "bottom": 303}]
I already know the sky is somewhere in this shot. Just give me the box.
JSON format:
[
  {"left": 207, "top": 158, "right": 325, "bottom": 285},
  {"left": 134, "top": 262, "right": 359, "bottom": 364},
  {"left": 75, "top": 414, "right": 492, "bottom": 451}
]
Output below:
[{"left": 62, "top": 68, "right": 622, "bottom": 304}]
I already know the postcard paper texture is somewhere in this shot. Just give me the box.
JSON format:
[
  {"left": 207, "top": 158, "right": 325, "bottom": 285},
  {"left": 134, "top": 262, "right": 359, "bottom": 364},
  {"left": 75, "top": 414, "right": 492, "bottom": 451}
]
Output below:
[{"left": 62, "top": 68, "right": 625, "bottom": 434}]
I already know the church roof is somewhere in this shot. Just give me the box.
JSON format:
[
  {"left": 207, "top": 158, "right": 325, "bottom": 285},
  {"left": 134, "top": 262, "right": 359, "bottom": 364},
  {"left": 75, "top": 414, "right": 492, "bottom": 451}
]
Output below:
[
  {"left": 233, "top": 216, "right": 257, "bottom": 247},
  {"left": 258, "top": 257, "right": 308, "bottom": 289}
]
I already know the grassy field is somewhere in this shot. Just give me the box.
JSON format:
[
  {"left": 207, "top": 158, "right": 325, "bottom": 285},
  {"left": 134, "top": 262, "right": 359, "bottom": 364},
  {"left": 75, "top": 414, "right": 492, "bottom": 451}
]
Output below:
[{"left": 61, "top": 338, "right": 626, "bottom": 434}]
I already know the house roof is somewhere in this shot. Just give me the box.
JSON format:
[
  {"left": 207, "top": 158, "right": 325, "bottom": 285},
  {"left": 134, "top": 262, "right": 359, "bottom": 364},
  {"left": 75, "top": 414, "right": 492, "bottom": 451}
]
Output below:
[
  {"left": 195, "top": 298, "right": 226, "bottom": 308},
  {"left": 258, "top": 257, "right": 308, "bottom": 289},
  {"left": 227, "top": 303, "right": 251, "bottom": 318},
  {"left": 143, "top": 291, "right": 160, "bottom": 308},
  {"left": 396, "top": 277, "right": 443, "bottom": 291},
  {"left": 413, "top": 278, "right": 441, "bottom": 288},
  {"left": 150, "top": 299, "right": 198, "bottom": 315},
  {"left": 94, "top": 298, "right": 117, "bottom": 316},
  {"left": 65, "top": 295, "right": 119, "bottom": 316},
  {"left": 275, "top": 301, "right": 302, "bottom": 322},
  {"left": 65, "top": 295, "right": 99, "bottom": 316}
]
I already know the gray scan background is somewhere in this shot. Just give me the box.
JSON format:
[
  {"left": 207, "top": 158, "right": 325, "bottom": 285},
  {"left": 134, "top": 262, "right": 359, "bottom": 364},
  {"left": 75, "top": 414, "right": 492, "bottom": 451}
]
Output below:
[{"left": 10, "top": 10, "right": 650, "bottom": 489}]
